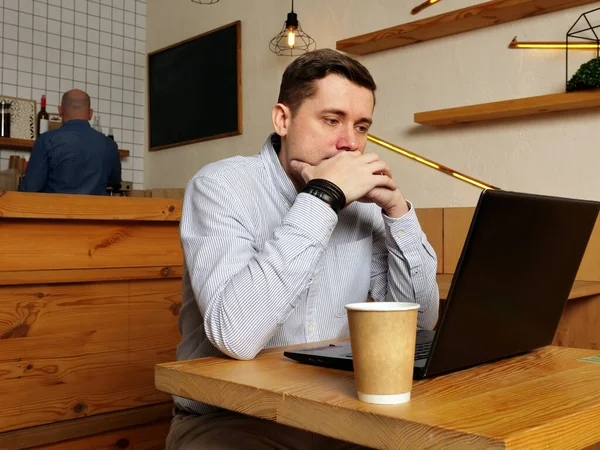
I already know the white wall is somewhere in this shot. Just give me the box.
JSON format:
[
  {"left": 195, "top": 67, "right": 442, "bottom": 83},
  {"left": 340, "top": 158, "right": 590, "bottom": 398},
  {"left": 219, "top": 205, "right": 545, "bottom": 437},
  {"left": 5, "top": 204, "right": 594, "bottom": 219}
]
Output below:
[
  {"left": 146, "top": 0, "right": 600, "bottom": 207},
  {"left": 0, "top": 0, "right": 146, "bottom": 189}
]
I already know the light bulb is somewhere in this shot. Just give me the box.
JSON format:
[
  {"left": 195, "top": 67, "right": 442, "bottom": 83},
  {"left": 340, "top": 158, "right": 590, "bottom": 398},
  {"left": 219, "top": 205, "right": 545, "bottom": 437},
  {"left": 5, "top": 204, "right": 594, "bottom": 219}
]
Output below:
[{"left": 287, "top": 29, "right": 296, "bottom": 48}]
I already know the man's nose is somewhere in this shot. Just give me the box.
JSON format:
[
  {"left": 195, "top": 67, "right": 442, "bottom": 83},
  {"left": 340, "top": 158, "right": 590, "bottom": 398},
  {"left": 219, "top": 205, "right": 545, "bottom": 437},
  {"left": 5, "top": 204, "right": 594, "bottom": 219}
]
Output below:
[{"left": 336, "top": 127, "right": 358, "bottom": 151}]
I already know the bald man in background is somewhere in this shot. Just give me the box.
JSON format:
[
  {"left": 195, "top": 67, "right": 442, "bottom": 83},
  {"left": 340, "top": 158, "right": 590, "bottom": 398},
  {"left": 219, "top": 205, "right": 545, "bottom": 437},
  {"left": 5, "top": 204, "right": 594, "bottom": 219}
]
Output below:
[{"left": 19, "top": 89, "right": 121, "bottom": 195}]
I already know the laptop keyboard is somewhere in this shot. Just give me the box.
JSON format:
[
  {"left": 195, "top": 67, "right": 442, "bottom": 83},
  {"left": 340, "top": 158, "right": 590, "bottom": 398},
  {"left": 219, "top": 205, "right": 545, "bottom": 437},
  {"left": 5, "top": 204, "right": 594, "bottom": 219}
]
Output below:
[
  {"left": 415, "top": 341, "right": 432, "bottom": 360},
  {"left": 343, "top": 341, "right": 432, "bottom": 361}
]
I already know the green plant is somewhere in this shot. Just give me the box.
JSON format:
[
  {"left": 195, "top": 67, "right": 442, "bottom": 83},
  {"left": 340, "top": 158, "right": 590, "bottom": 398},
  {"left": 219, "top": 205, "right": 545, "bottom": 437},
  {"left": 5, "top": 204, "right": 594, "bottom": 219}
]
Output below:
[{"left": 567, "top": 56, "right": 600, "bottom": 92}]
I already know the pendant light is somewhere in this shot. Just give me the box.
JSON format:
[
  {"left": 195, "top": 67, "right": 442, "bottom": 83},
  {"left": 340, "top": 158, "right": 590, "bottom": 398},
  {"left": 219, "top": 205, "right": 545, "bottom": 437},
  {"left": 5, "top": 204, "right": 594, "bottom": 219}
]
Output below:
[{"left": 269, "top": 0, "right": 316, "bottom": 57}]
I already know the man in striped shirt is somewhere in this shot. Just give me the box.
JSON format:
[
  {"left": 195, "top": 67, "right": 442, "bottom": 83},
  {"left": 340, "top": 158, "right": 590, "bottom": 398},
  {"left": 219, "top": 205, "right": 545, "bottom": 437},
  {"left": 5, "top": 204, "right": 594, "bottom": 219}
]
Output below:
[{"left": 168, "top": 49, "right": 440, "bottom": 449}]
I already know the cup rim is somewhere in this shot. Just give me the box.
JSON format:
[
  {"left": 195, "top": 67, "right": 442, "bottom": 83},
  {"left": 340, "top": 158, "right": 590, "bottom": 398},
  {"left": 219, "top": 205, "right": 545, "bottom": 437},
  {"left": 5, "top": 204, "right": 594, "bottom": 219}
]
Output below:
[{"left": 344, "top": 302, "right": 420, "bottom": 312}]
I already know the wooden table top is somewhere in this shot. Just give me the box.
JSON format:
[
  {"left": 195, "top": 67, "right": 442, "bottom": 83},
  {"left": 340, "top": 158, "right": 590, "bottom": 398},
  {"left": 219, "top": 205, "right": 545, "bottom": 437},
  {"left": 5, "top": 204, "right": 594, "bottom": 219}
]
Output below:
[{"left": 156, "top": 342, "right": 600, "bottom": 449}]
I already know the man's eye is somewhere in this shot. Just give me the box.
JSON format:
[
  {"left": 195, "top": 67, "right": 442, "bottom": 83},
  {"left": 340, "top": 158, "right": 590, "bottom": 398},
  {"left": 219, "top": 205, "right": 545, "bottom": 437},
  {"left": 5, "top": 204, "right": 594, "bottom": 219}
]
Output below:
[
  {"left": 356, "top": 125, "right": 369, "bottom": 133},
  {"left": 325, "top": 118, "right": 338, "bottom": 125}
]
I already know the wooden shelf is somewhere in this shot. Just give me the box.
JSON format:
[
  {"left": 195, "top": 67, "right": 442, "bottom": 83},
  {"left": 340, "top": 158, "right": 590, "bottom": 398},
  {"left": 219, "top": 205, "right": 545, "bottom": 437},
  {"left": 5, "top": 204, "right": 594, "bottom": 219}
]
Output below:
[
  {"left": 414, "top": 89, "right": 600, "bottom": 126},
  {"left": 0, "top": 137, "right": 35, "bottom": 151},
  {"left": 0, "top": 137, "right": 131, "bottom": 157},
  {"left": 336, "top": 0, "right": 598, "bottom": 55}
]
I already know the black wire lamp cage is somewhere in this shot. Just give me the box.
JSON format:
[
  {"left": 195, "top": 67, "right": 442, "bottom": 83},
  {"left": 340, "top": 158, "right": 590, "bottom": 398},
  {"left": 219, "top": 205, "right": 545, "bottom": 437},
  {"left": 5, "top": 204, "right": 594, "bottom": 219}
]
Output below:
[
  {"left": 191, "top": 0, "right": 219, "bottom": 4},
  {"left": 566, "top": 6, "right": 600, "bottom": 92},
  {"left": 269, "top": 0, "right": 316, "bottom": 57}
]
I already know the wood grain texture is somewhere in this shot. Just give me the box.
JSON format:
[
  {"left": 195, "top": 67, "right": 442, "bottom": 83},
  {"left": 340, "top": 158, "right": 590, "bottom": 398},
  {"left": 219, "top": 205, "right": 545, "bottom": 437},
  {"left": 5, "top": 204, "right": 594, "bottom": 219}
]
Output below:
[
  {"left": 0, "top": 403, "right": 173, "bottom": 450},
  {"left": 0, "top": 265, "right": 183, "bottom": 285},
  {"left": 156, "top": 344, "right": 600, "bottom": 449},
  {"left": 578, "top": 214, "right": 600, "bottom": 282},
  {"left": 336, "top": 0, "right": 599, "bottom": 55},
  {"left": 442, "top": 207, "right": 474, "bottom": 274},
  {"left": 415, "top": 208, "right": 443, "bottom": 273},
  {"left": 414, "top": 89, "right": 600, "bottom": 126},
  {"left": 0, "top": 279, "right": 181, "bottom": 433},
  {"left": 0, "top": 191, "right": 181, "bottom": 221},
  {"left": 28, "top": 419, "right": 171, "bottom": 450},
  {"left": 0, "top": 220, "right": 183, "bottom": 272},
  {"left": 554, "top": 294, "right": 600, "bottom": 350}
]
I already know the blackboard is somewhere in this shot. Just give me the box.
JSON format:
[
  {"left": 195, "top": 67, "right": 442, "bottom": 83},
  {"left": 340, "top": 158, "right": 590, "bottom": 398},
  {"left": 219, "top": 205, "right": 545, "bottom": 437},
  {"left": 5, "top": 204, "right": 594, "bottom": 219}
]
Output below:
[{"left": 148, "top": 21, "right": 242, "bottom": 151}]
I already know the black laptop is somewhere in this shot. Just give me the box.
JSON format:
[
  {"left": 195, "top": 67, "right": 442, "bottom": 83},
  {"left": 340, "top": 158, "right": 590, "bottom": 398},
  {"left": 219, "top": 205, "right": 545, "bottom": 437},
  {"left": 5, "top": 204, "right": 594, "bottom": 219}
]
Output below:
[{"left": 284, "top": 189, "right": 600, "bottom": 379}]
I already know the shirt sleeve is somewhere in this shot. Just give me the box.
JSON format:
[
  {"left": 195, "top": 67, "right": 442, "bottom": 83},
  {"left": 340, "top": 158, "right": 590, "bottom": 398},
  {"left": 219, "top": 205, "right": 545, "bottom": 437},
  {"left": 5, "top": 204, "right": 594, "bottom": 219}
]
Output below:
[
  {"left": 180, "top": 174, "right": 338, "bottom": 360},
  {"left": 369, "top": 202, "right": 440, "bottom": 330},
  {"left": 18, "top": 136, "right": 49, "bottom": 192}
]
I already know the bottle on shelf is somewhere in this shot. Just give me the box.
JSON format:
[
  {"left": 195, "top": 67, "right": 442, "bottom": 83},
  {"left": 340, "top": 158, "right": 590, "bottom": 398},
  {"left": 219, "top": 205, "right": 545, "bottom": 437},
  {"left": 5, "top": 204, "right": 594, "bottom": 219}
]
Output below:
[
  {"left": 36, "top": 95, "right": 49, "bottom": 137},
  {"left": 0, "top": 100, "right": 11, "bottom": 138},
  {"left": 93, "top": 115, "right": 102, "bottom": 133}
]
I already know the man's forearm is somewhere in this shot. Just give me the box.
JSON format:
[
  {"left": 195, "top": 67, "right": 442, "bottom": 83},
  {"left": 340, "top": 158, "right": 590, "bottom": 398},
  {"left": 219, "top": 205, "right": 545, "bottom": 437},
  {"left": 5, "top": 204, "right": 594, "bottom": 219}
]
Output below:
[{"left": 382, "top": 207, "right": 440, "bottom": 329}]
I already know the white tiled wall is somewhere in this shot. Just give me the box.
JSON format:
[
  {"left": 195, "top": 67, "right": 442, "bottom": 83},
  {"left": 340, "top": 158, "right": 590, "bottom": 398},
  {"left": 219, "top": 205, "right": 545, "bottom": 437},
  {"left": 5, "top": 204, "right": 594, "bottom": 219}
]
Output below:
[{"left": 0, "top": 0, "right": 145, "bottom": 189}]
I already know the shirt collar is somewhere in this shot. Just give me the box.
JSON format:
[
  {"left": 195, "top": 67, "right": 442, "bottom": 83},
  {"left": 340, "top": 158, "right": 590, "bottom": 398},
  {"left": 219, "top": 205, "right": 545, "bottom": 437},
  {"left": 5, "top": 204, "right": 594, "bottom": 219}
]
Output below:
[
  {"left": 260, "top": 133, "right": 298, "bottom": 207},
  {"left": 62, "top": 119, "right": 92, "bottom": 128}
]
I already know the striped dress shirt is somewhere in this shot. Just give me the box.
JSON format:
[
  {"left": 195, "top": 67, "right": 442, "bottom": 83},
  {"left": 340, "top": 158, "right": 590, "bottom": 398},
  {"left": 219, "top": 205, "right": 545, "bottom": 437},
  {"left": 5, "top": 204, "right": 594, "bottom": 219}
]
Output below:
[{"left": 175, "top": 134, "right": 439, "bottom": 414}]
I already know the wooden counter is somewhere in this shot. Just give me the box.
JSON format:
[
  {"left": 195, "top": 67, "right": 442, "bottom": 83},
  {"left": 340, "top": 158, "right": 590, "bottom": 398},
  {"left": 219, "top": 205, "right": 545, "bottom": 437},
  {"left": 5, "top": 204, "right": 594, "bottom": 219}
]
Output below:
[{"left": 0, "top": 191, "right": 183, "bottom": 449}]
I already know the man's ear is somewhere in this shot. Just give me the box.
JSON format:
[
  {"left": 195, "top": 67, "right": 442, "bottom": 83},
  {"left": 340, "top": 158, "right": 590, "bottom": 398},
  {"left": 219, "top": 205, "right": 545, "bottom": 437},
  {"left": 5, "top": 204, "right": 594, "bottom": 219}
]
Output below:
[
  {"left": 89, "top": 108, "right": 94, "bottom": 121},
  {"left": 272, "top": 103, "right": 291, "bottom": 137}
]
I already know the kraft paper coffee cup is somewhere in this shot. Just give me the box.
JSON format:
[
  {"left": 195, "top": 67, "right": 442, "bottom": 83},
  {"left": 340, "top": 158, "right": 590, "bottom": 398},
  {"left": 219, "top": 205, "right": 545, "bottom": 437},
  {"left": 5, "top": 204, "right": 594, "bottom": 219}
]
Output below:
[{"left": 345, "top": 302, "right": 420, "bottom": 405}]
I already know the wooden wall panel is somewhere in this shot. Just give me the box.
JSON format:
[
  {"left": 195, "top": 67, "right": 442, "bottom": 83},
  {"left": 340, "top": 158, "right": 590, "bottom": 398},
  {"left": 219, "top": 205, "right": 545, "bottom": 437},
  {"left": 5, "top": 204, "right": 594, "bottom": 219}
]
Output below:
[
  {"left": 0, "top": 266, "right": 183, "bottom": 286},
  {"left": 0, "top": 279, "right": 181, "bottom": 433},
  {"left": 415, "top": 208, "right": 443, "bottom": 274},
  {"left": 553, "top": 294, "right": 600, "bottom": 350},
  {"left": 29, "top": 420, "right": 172, "bottom": 450},
  {"left": 442, "top": 207, "right": 474, "bottom": 274},
  {"left": 0, "top": 220, "right": 183, "bottom": 272},
  {"left": 577, "top": 215, "right": 600, "bottom": 282}
]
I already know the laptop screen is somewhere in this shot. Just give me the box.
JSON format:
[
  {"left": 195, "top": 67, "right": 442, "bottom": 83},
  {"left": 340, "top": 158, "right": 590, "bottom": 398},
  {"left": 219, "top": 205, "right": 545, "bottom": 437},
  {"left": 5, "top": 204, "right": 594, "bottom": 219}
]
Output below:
[{"left": 425, "top": 190, "right": 599, "bottom": 377}]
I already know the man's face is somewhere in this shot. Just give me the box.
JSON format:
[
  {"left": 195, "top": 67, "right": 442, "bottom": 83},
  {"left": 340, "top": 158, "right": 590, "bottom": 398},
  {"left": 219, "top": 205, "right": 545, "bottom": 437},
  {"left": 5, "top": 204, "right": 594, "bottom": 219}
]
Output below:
[{"left": 275, "top": 74, "right": 374, "bottom": 188}]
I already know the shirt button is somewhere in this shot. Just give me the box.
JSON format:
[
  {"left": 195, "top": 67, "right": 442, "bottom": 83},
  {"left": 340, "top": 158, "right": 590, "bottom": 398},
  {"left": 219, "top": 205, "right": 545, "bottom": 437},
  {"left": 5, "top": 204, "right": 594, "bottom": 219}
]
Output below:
[
  {"left": 308, "top": 325, "right": 314, "bottom": 334},
  {"left": 397, "top": 230, "right": 405, "bottom": 238}
]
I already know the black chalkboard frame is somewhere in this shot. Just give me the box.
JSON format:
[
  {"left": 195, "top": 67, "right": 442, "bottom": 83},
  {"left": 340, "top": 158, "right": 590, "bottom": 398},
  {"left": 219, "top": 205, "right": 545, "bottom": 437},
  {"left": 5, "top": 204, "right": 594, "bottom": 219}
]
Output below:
[{"left": 148, "top": 21, "right": 242, "bottom": 152}]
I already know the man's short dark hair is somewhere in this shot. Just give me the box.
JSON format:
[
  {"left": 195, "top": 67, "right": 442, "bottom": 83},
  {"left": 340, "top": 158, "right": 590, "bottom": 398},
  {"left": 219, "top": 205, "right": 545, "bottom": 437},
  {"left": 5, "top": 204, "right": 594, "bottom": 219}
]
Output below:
[{"left": 277, "top": 48, "right": 377, "bottom": 115}]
